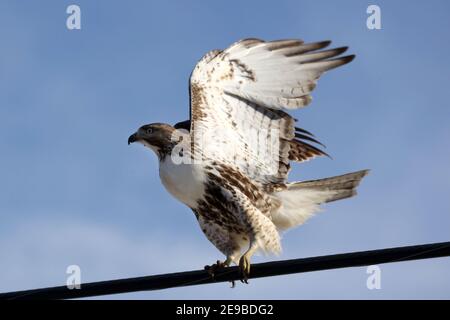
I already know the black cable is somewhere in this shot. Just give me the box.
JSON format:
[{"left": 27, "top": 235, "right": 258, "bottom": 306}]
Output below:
[{"left": 1, "top": 241, "right": 449, "bottom": 300}]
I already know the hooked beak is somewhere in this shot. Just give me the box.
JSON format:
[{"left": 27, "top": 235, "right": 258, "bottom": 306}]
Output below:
[{"left": 128, "top": 133, "right": 138, "bottom": 145}]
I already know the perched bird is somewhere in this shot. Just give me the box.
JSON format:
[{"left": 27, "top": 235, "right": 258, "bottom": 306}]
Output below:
[{"left": 128, "top": 38, "right": 368, "bottom": 280}]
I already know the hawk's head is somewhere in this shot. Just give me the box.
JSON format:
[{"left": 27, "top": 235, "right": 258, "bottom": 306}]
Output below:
[{"left": 128, "top": 123, "right": 176, "bottom": 157}]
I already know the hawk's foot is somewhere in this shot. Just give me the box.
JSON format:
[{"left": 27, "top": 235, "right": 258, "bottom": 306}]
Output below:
[
  {"left": 204, "top": 260, "right": 229, "bottom": 280},
  {"left": 238, "top": 255, "right": 251, "bottom": 284}
]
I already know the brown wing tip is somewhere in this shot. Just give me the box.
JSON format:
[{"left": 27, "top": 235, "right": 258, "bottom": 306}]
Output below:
[
  {"left": 295, "top": 132, "right": 326, "bottom": 148},
  {"left": 341, "top": 54, "right": 356, "bottom": 64},
  {"left": 320, "top": 40, "right": 332, "bottom": 48},
  {"left": 320, "top": 54, "right": 356, "bottom": 72},
  {"left": 334, "top": 46, "right": 349, "bottom": 55},
  {"left": 267, "top": 39, "right": 305, "bottom": 51},
  {"left": 295, "top": 126, "right": 315, "bottom": 137},
  {"left": 359, "top": 169, "right": 371, "bottom": 177}
]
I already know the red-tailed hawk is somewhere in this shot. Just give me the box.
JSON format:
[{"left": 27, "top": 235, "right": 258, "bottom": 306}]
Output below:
[{"left": 128, "top": 38, "right": 369, "bottom": 281}]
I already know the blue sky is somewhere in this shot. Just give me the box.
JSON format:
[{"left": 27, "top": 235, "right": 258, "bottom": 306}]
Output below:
[{"left": 1, "top": 0, "right": 449, "bottom": 299}]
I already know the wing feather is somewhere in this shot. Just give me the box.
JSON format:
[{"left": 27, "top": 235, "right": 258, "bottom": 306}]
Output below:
[{"left": 189, "top": 38, "right": 353, "bottom": 185}]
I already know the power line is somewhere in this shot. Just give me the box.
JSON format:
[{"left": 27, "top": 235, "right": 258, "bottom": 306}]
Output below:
[{"left": 1, "top": 241, "right": 449, "bottom": 300}]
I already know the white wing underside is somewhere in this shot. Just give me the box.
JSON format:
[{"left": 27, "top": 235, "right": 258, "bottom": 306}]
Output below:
[{"left": 190, "top": 39, "right": 354, "bottom": 186}]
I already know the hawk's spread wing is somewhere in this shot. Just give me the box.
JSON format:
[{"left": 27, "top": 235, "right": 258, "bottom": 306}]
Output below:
[{"left": 189, "top": 39, "right": 354, "bottom": 186}]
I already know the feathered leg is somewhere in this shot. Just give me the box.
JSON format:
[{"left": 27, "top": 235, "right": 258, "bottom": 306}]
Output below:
[
  {"left": 237, "top": 204, "right": 282, "bottom": 282},
  {"left": 238, "top": 239, "right": 259, "bottom": 283}
]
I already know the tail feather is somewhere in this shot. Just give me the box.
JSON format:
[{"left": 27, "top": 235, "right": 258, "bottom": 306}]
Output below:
[
  {"left": 288, "top": 169, "right": 370, "bottom": 203},
  {"left": 271, "top": 170, "right": 369, "bottom": 231}
]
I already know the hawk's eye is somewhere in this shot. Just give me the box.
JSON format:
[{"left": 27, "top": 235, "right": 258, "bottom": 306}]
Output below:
[{"left": 146, "top": 128, "right": 153, "bottom": 134}]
